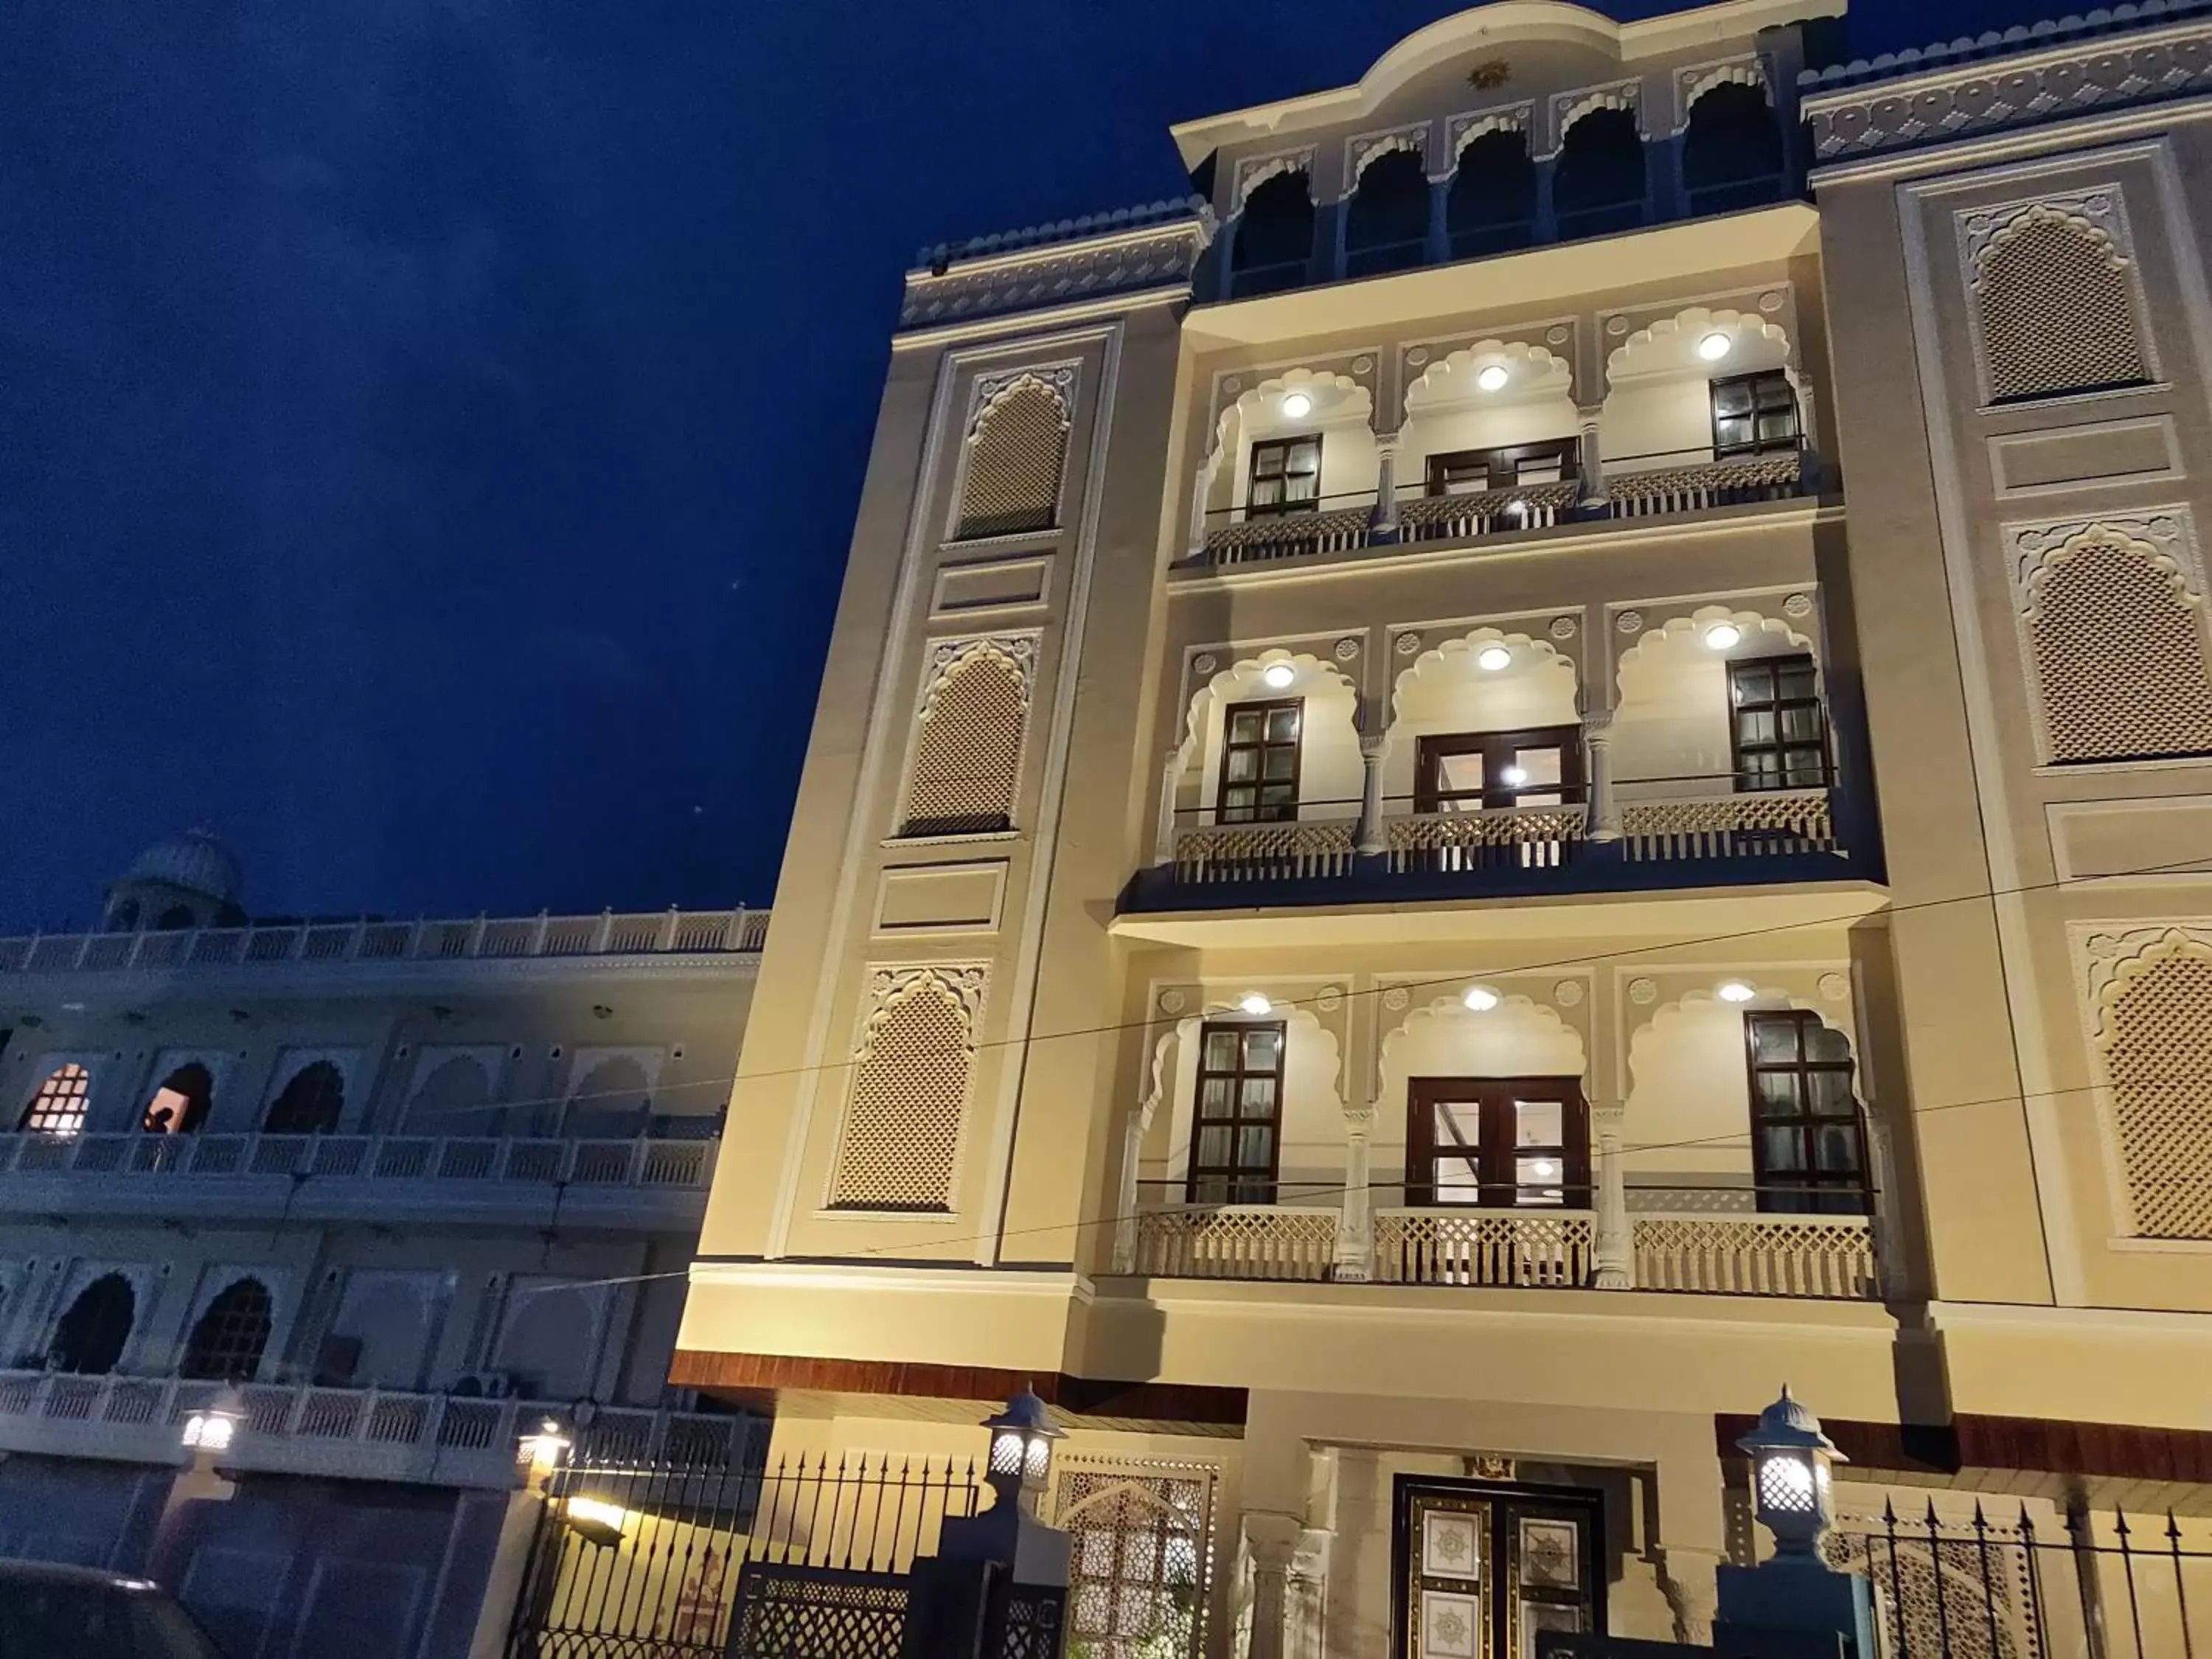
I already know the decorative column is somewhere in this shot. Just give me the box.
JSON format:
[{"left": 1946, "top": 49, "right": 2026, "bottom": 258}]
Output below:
[
  {"left": 1534, "top": 153, "right": 1560, "bottom": 243},
  {"left": 1244, "top": 1512, "right": 1304, "bottom": 1659},
  {"left": 1583, "top": 711, "right": 1621, "bottom": 844},
  {"left": 1111, "top": 1104, "right": 1148, "bottom": 1276},
  {"left": 1333, "top": 1107, "right": 1376, "bottom": 1283},
  {"left": 1287, "top": 1528, "right": 1335, "bottom": 1659},
  {"left": 1156, "top": 751, "right": 1182, "bottom": 866},
  {"left": 1575, "top": 403, "right": 1608, "bottom": 512},
  {"left": 1591, "top": 1100, "right": 1632, "bottom": 1290},
  {"left": 1425, "top": 173, "right": 1450, "bottom": 265},
  {"left": 1188, "top": 465, "right": 1214, "bottom": 560},
  {"left": 1861, "top": 1104, "right": 1907, "bottom": 1301},
  {"left": 1371, "top": 431, "right": 1402, "bottom": 542},
  {"left": 1660, "top": 1548, "right": 1723, "bottom": 1644},
  {"left": 1355, "top": 733, "right": 1389, "bottom": 856}
]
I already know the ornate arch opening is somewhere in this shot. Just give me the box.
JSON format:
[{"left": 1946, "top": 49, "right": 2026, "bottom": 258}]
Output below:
[
  {"left": 20, "top": 1063, "right": 92, "bottom": 1135},
  {"left": 1972, "top": 205, "right": 2149, "bottom": 403},
  {"left": 1141, "top": 1003, "right": 1345, "bottom": 1207},
  {"left": 180, "top": 1277, "right": 274, "bottom": 1381},
  {"left": 1552, "top": 105, "right": 1644, "bottom": 239},
  {"left": 1399, "top": 341, "right": 1579, "bottom": 521},
  {"left": 1200, "top": 370, "right": 1374, "bottom": 532},
  {"left": 1681, "top": 80, "right": 1783, "bottom": 212},
  {"left": 2090, "top": 929, "right": 2212, "bottom": 1239},
  {"left": 1382, "top": 629, "right": 1582, "bottom": 825},
  {"left": 1231, "top": 167, "right": 1315, "bottom": 298},
  {"left": 49, "top": 1273, "right": 135, "bottom": 1375},
  {"left": 1447, "top": 125, "right": 1537, "bottom": 257},
  {"left": 1612, "top": 608, "right": 1819, "bottom": 804},
  {"left": 264, "top": 1059, "right": 345, "bottom": 1135},
  {"left": 955, "top": 373, "right": 1071, "bottom": 540},
  {"left": 1344, "top": 146, "right": 1430, "bottom": 278},
  {"left": 143, "top": 1062, "right": 214, "bottom": 1134},
  {"left": 1602, "top": 307, "right": 1795, "bottom": 476},
  {"left": 405, "top": 1054, "right": 496, "bottom": 1136},
  {"left": 1169, "top": 652, "right": 1362, "bottom": 835},
  {"left": 566, "top": 1056, "right": 654, "bottom": 1139}
]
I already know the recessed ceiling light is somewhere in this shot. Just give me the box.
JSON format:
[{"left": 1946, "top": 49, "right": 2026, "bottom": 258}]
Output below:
[
  {"left": 1697, "top": 330, "right": 1733, "bottom": 361},
  {"left": 1703, "top": 622, "right": 1742, "bottom": 651},
  {"left": 1475, "top": 644, "right": 1512, "bottom": 672},
  {"left": 1239, "top": 992, "right": 1273, "bottom": 1015},
  {"left": 1475, "top": 364, "right": 1510, "bottom": 392},
  {"left": 1499, "top": 765, "right": 1528, "bottom": 787},
  {"left": 1262, "top": 662, "right": 1296, "bottom": 689},
  {"left": 1280, "top": 392, "right": 1313, "bottom": 419},
  {"left": 1463, "top": 987, "right": 1499, "bottom": 1012},
  {"left": 1718, "top": 981, "right": 1756, "bottom": 1004}
]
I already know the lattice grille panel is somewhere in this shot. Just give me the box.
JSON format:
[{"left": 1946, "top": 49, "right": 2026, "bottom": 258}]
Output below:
[
  {"left": 1828, "top": 1533, "right": 2042, "bottom": 1659},
  {"left": 727, "top": 1567, "right": 909, "bottom": 1659},
  {"left": 828, "top": 981, "right": 974, "bottom": 1211},
  {"left": 957, "top": 382, "right": 1068, "bottom": 539},
  {"left": 2104, "top": 947, "right": 2212, "bottom": 1238},
  {"left": 903, "top": 653, "right": 1027, "bottom": 835},
  {"left": 1978, "top": 212, "right": 2147, "bottom": 403},
  {"left": 1057, "top": 1470, "right": 1212, "bottom": 1659},
  {"left": 2027, "top": 536, "right": 2212, "bottom": 762}
]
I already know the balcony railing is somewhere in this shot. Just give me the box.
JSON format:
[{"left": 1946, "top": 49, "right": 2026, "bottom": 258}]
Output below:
[
  {"left": 1186, "top": 451, "right": 1820, "bottom": 571},
  {"left": 0, "top": 1369, "right": 759, "bottom": 1486},
  {"left": 1618, "top": 788, "right": 1833, "bottom": 860},
  {"left": 1121, "top": 1193, "right": 1877, "bottom": 1300},
  {"left": 1170, "top": 818, "right": 1357, "bottom": 883},
  {"left": 0, "top": 906, "right": 770, "bottom": 976},
  {"left": 1382, "top": 804, "right": 1587, "bottom": 874}
]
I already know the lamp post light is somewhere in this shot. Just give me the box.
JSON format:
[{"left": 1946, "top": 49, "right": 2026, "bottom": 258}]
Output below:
[
  {"left": 982, "top": 1389, "right": 1065, "bottom": 1517},
  {"left": 181, "top": 1399, "right": 243, "bottom": 1456},
  {"left": 1738, "top": 1385, "right": 1843, "bottom": 1562}
]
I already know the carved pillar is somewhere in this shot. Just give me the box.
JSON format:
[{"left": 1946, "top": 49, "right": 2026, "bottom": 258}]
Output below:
[
  {"left": 1371, "top": 431, "right": 1402, "bottom": 540},
  {"left": 1334, "top": 1107, "right": 1376, "bottom": 1283},
  {"left": 1863, "top": 1104, "right": 1907, "bottom": 1301},
  {"left": 1287, "top": 1527, "right": 1334, "bottom": 1659},
  {"left": 1583, "top": 712, "right": 1621, "bottom": 844},
  {"left": 1426, "top": 174, "right": 1450, "bottom": 265},
  {"left": 1534, "top": 154, "right": 1559, "bottom": 243},
  {"left": 1156, "top": 751, "right": 1184, "bottom": 866},
  {"left": 1356, "top": 733, "right": 1389, "bottom": 856},
  {"left": 1591, "top": 1100, "right": 1631, "bottom": 1290},
  {"left": 1217, "top": 216, "right": 1241, "bottom": 302},
  {"left": 1111, "top": 1103, "right": 1148, "bottom": 1275},
  {"left": 1245, "top": 1512, "right": 1304, "bottom": 1659},
  {"left": 1188, "top": 463, "right": 1214, "bottom": 559},
  {"left": 1659, "top": 1547, "right": 1723, "bottom": 1644},
  {"left": 1575, "top": 403, "right": 1608, "bottom": 511}
]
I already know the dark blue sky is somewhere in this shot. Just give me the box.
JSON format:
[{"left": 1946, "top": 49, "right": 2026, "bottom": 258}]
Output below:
[{"left": 1, "top": 0, "right": 2028, "bottom": 929}]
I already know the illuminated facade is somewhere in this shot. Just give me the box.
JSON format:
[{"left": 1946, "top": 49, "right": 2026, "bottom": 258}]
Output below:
[{"left": 677, "top": 3, "right": 2212, "bottom": 1653}]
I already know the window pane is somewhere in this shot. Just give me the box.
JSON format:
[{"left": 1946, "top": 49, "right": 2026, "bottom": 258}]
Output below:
[
  {"left": 1259, "top": 784, "right": 1295, "bottom": 811},
  {"left": 1760, "top": 1125, "right": 1806, "bottom": 1172},
  {"left": 1195, "top": 1126, "right": 1231, "bottom": 1166},
  {"left": 1284, "top": 474, "right": 1320, "bottom": 504},
  {"left": 1513, "top": 748, "right": 1563, "bottom": 789},
  {"left": 1235, "top": 1126, "right": 1273, "bottom": 1168},
  {"left": 1267, "top": 708, "right": 1301, "bottom": 741},
  {"left": 1251, "top": 448, "right": 1284, "bottom": 479},
  {"left": 1750, "top": 1017, "right": 1801, "bottom": 1062},
  {"left": 1716, "top": 415, "right": 1752, "bottom": 448},
  {"left": 1228, "top": 710, "right": 1263, "bottom": 742},
  {"left": 1778, "top": 666, "right": 1818, "bottom": 700},
  {"left": 1284, "top": 443, "right": 1320, "bottom": 476},
  {"left": 1813, "top": 1124, "right": 1861, "bottom": 1172},
  {"left": 1434, "top": 1102, "right": 1482, "bottom": 1148},
  {"left": 1712, "top": 383, "right": 1753, "bottom": 417},
  {"left": 1785, "top": 754, "right": 1829, "bottom": 788},
  {"left": 1239, "top": 1079, "right": 1276, "bottom": 1119},
  {"left": 1808, "top": 1071, "right": 1856, "bottom": 1116},
  {"left": 1740, "top": 711, "right": 1777, "bottom": 746},
  {"left": 1191, "top": 1175, "right": 1228, "bottom": 1204},
  {"left": 1243, "top": 1029, "right": 1281, "bottom": 1070},
  {"left": 1513, "top": 1099, "right": 1563, "bottom": 1147},
  {"left": 1754, "top": 1073, "right": 1802, "bottom": 1116},
  {"left": 1515, "top": 1155, "right": 1566, "bottom": 1203},
  {"left": 1754, "top": 377, "right": 1795, "bottom": 413},
  {"left": 1225, "top": 749, "right": 1258, "bottom": 783},
  {"left": 1516, "top": 454, "right": 1565, "bottom": 484},
  {"left": 1249, "top": 478, "right": 1282, "bottom": 507},
  {"left": 1757, "top": 411, "right": 1796, "bottom": 442},
  {"left": 1436, "top": 753, "right": 1485, "bottom": 794},
  {"left": 1203, "top": 1031, "right": 1239, "bottom": 1069},
  {"left": 1804, "top": 1024, "right": 1851, "bottom": 1063},
  {"left": 1262, "top": 748, "right": 1295, "bottom": 781},
  {"left": 1731, "top": 665, "right": 1774, "bottom": 706},
  {"left": 1200, "top": 1078, "right": 1231, "bottom": 1113}
]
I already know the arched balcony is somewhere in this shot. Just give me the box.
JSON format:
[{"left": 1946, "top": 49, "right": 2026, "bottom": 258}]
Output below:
[
  {"left": 1551, "top": 102, "right": 1647, "bottom": 240},
  {"left": 1196, "top": 371, "right": 1379, "bottom": 566},
  {"left": 1229, "top": 166, "right": 1315, "bottom": 298},
  {"left": 1343, "top": 145, "right": 1431, "bottom": 278},
  {"left": 1679, "top": 74, "right": 1787, "bottom": 215},
  {"left": 1113, "top": 973, "right": 1882, "bottom": 1298},
  {"left": 1161, "top": 652, "right": 1363, "bottom": 883},
  {"left": 1395, "top": 342, "right": 1584, "bottom": 543},
  {"left": 1446, "top": 125, "right": 1537, "bottom": 258},
  {"left": 1601, "top": 306, "right": 1809, "bottom": 516}
]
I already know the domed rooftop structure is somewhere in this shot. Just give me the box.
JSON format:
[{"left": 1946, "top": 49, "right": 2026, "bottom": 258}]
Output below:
[{"left": 122, "top": 828, "right": 243, "bottom": 906}]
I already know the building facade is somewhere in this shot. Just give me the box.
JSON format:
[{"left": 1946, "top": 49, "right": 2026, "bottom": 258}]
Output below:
[
  {"left": 675, "top": 4, "right": 2212, "bottom": 1656},
  {"left": 0, "top": 830, "right": 766, "bottom": 1659}
]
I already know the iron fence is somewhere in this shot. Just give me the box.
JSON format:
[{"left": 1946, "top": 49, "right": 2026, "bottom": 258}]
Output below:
[
  {"left": 505, "top": 1433, "right": 980, "bottom": 1659},
  {"left": 1832, "top": 1500, "right": 2212, "bottom": 1659}
]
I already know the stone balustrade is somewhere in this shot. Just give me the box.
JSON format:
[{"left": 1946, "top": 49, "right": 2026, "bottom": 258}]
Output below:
[
  {"left": 1617, "top": 788, "right": 1834, "bottom": 860},
  {"left": 0, "top": 1369, "right": 759, "bottom": 1487},
  {"left": 0, "top": 907, "right": 769, "bottom": 977},
  {"left": 1171, "top": 820, "right": 1357, "bottom": 883}
]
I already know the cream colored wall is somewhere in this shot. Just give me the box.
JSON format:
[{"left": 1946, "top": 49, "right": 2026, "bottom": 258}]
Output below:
[
  {"left": 1231, "top": 404, "right": 1380, "bottom": 515},
  {"left": 1381, "top": 636, "right": 1581, "bottom": 808},
  {"left": 1181, "top": 657, "right": 1364, "bottom": 824},
  {"left": 1612, "top": 615, "right": 1815, "bottom": 801},
  {"left": 1820, "top": 106, "right": 2212, "bottom": 1321},
  {"left": 1143, "top": 1010, "right": 1349, "bottom": 1200}
]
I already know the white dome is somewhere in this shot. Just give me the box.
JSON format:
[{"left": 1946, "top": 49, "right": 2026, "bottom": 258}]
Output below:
[{"left": 120, "top": 829, "right": 243, "bottom": 905}]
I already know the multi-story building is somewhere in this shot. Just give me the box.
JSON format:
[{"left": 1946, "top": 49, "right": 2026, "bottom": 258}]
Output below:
[
  {"left": 0, "top": 830, "right": 766, "bottom": 1659},
  {"left": 674, "top": 2, "right": 2212, "bottom": 1655}
]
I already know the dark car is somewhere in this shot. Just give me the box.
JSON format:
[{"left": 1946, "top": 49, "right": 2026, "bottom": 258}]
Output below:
[{"left": 0, "top": 1559, "right": 226, "bottom": 1659}]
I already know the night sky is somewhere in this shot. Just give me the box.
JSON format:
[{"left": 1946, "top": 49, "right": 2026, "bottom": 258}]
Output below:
[{"left": 1, "top": 0, "right": 2033, "bottom": 930}]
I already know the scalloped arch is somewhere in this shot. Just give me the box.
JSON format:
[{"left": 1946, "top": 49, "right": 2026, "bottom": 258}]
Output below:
[
  {"left": 1177, "top": 649, "right": 1360, "bottom": 768},
  {"left": 1972, "top": 203, "right": 2129, "bottom": 289},
  {"left": 1605, "top": 305, "right": 1791, "bottom": 380},
  {"left": 1627, "top": 984, "right": 1840, "bottom": 1090},
  {"left": 1208, "top": 368, "right": 1370, "bottom": 465},
  {"left": 2089, "top": 927, "right": 2212, "bottom": 1043},
  {"left": 1450, "top": 110, "right": 1530, "bottom": 164},
  {"left": 1614, "top": 606, "right": 1813, "bottom": 681},
  {"left": 1381, "top": 992, "right": 1587, "bottom": 1075},
  {"left": 1350, "top": 128, "right": 1428, "bottom": 186},
  {"left": 1234, "top": 152, "right": 1315, "bottom": 215},
  {"left": 1390, "top": 627, "right": 1576, "bottom": 714},
  {"left": 1145, "top": 1003, "right": 1344, "bottom": 1122},
  {"left": 1405, "top": 339, "right": 1573, "bottom": 406},
  {"left": 2020, "top": 524, "right": 2206, "bottom": 619},
  {"left": 1683, "top": 61, "right": 1770, "bottom": 113},
  {"left": 968, "top": 371, "right": 1071, "bottom": 439},
  {"left": 1557, "top": 86, "right": 1641, "bottom": 143}
]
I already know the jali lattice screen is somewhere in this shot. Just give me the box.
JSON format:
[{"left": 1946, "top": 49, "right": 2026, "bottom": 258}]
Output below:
[
  {"left": 902, "top": 647, "right": 1030, "bottom": 835},
  {"left": 2099, "top": 936, "right": 2212, "bottom": 1239},
  {"left": 956, "top": 378, "right": 1070, "bottom": 539},
  {"left": 827, "top": 970, "right": 982, "bottom": 1211},
  {"left": 1972, "top": 204, "right": 2148, "bottom": 403},
  {"left": 2022, "top": 529, "right": 2212, "bottom": 763}
]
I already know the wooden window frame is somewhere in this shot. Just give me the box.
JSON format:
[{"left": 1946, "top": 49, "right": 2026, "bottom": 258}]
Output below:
[
  {"left": 1424, "top": 439, "right": 1580, "bottom": 495},
  {"left": 1727, "top": 653, "right": 1831, "bottom": 793},
  {"left": 1404, "top": 1077, "right": 1590, "bottom": 1209},
  {"left": 1186, "top": 1019, "right": 1287, "bottom": 1206},
  {"left": 1246, "top": 435, "right": 1323, "bottom": 518},
  {"left": 1216, "top": 698, "right": 1303, "bottom": 824},
  {"left": 1413, "top": 726, "right": 1585, "bottom": 814},
  {"left": 1745, "top": 1009, "right": 1869, "bottom": 1216},
  {"left": 1709, "top": 369, "right": 1801, "bottom": 459}
]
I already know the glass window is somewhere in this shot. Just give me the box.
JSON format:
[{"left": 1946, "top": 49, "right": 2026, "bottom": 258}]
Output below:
[
  {"left": 1407, "top": 1080, "right": 1587, "bottom": 1209},
  {"left": 1187, "top": 1020, "right": 1286, "bottom": 1204},
  {"left": 19, "top": 1063, "right": 91, "bottom": 1135},
  {"left": 1728, "top": 654, "right": 1830, "bottom": 793},
  {"left": 1745, "top": 1010, "right": 1868, "bottom": 1215},
  {"left": 1425, "top": 439, "right": 1579, "bottom": 495},
  {"left": 1248, "top": 436, "right": 1322, "bottom": 516},
  {"left": 1710, "top": 369, "right": 1800, "bottom": 459},
  {"left": 1217, "top": 699, "right": 1302, "bottom": 824},
  {"left": 1415, "top": 728, "right": 1585, "bottom": 815}
]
